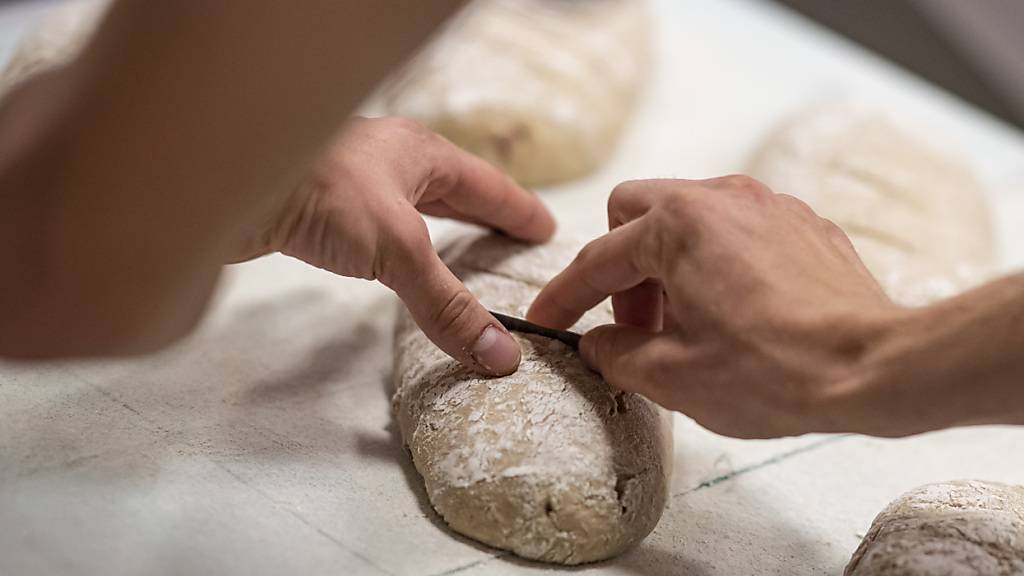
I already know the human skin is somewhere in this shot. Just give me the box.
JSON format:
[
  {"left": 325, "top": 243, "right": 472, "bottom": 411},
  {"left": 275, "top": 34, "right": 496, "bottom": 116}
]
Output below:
[
  {"left": 0, "top": 1, "right": 555, "bottom": 375},
  {"left": 527, "top": 177, "right": 1024, "bottom": 438}
]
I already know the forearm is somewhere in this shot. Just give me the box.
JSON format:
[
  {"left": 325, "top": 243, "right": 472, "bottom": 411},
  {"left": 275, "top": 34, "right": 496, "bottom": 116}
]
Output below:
[
  {"left": 0, "top": 0, "right": 463, "bottom": 357},
  {"left": 851, "top": 273, "right": 1024, "bottom": 436}
]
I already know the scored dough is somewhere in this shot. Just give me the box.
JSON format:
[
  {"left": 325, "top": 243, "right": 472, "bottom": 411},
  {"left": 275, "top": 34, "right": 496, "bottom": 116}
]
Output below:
[
  {"left": 846, "top": 480, "right": 1024, "bottom": 575},
  {"left": 392, "top": 234, "right": 673, "bottom": 565},
  {"left": 373, "top": 0, "right": 651, "bottom": 187},
  {"left": 748, "top": 105, "right": 996, "bottom": 306}
]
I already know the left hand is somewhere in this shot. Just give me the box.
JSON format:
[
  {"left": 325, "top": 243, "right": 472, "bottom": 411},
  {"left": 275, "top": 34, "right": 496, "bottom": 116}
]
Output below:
[{"left": 237, "top": 117, "right": 556, "bottom": 376}]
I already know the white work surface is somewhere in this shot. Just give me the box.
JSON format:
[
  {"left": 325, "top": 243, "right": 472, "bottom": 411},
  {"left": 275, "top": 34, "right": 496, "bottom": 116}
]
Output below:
[{"left": 3, "top": 1, "right": 1024, "bottom": 575}]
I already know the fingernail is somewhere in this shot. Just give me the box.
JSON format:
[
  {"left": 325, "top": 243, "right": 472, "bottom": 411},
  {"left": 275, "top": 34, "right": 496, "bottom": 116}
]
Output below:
[{"left": 472, "top": 325, "right": 521, "bottom": 376}]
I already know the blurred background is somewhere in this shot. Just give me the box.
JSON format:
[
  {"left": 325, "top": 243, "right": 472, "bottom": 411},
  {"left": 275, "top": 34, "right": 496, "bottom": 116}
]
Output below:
[
  {"left": 774, "top": 0, "right": 1024, "bottom": 129},
  {"left": 2, "top": 0, "right": 1023, "bottom": 131}
]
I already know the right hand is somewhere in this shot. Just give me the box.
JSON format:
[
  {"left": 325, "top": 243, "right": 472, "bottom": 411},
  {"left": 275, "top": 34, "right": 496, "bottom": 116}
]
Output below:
[{"left": 527, "top": 177, "right": 906, "bottom": 438}]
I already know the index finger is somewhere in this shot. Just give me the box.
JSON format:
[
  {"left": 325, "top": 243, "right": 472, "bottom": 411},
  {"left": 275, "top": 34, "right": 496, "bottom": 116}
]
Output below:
[
  {"left": 526, "top": 217, "right": 664, "bottom": 329},
  {"left": 424, "top": 140, "right": 556, "bottom": 243},
  {"left": 608, "top": 179, "right": 696, "bottom": 228}
]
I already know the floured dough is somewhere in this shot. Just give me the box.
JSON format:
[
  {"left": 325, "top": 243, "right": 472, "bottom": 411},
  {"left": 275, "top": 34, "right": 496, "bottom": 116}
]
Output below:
[
  {"left": 846, "top": 480, "right": 1024, "bottom": 575},
  {"left": 373, "top": 0, "right": 651, "bottom": 187},
  {"left": 0, "top": 0, "right": 107, "bottom": 92},
  {"left": 748, "top": 105, "right": 995, "bottom": 306},
  {"left": 392, "top": 234, "right": 673, "bottom": 564}
]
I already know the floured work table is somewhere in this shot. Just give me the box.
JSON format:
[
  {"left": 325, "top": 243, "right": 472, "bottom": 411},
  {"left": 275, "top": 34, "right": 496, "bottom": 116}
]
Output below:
[{"left": 2, "top": 0, "right": 1024, "bottom": 574}]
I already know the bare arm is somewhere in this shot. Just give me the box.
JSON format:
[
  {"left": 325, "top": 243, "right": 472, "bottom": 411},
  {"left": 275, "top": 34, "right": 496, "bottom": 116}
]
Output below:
[
  {"left": 846, "top": 274, "right": 1024, "bottom": 436},
  {"left": 0, "top": 1, "right": 468, "bottom": 356},
  {"left": 527, "top": 177, "right": 1024, "bottom": 438}
]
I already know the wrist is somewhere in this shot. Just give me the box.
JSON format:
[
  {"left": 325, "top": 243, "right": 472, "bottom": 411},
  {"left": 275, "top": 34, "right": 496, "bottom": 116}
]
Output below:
[
  {"left": 829, "top": 274, "right": 1024, "bottom": 436},
  {"left": 817, "top": 304, "right": 932, "bottom": 437}
]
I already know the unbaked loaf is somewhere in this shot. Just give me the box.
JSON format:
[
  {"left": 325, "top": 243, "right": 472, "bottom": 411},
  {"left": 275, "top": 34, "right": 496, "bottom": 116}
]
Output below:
[
  {"left": 748, "top": 105, "right": 995, "bottom": 306},
  {"left": 0, "top": 0, "right": 107, "bottom": 92},
  {"left": 846, "top": 480, "right": 1024, "bottom": 575},
  {"left": 392, "top": 234, "right": 673, "bottom": 564},
  {"left": 374, "top": 0, "right": 651, "bottom": 187}
]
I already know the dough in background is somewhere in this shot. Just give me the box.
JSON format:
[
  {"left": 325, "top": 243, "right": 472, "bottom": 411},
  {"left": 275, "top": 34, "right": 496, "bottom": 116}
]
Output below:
[
  {"left": 0, "top": 0, "right": 107, "bottom": 92},
  {"left": 7, "top": 0, "right": 650, "bottom": 189},
  {"left": 846, "top": 480, "right": 1024, "bottom": 575},
  {"left": 392, "top": 234, "right": 673, "bottom": 565},
  {"left": 748, "top": 105, "right": 996, "bottom": 306},
  {"left": 373, "top": 0, "right": 651, "bottom": 187}
]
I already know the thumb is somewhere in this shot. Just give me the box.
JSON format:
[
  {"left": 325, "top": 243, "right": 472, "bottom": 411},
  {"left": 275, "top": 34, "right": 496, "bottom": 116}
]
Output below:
[
  {"left": 581, "top": 323, "right": 676, "bottom": 401},
  {"left": 383, "top": 241, "right": 522, "bottom": 377}
]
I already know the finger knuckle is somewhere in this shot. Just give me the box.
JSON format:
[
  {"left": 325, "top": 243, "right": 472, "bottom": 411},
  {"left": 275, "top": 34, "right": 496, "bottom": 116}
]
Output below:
[
  {"left": 778, "top": 380, "right": 826, "bottom": 420},
  {"left": 654, "top": 190, "right": 698, "bottom": 230},
  {"left": 575, "top": 239, "right": 601, "bottom": 266},
  {"left": 717, "top": 174, "right": 771, "bottom": 198},
  {"left": 776, "top": 193, "right": 809, "bottom": 209},
  {"left": 609, "top": 180, "right": 643, "bottom": 203},
  {"left": 393, "top": 215, "right": 432, "bottom": 251},
  {"left": 660, "top": 188, "right": 692, "bottom": 213},
  {"left": 821, "top": 218, "right": 847, "bottom": 239},
  {"left": 650, "top": 199, "right": 692, "bottom": 258},
  {"left": 433, "top": 288, "right": 478, "bottom": 337},
  {"left": 608, "top": 181, "right": 639, "bottom": 225},
  {"left": 375, "top": 218, "right": 431, "bottom": 284},
  {"left": 776, "top": 193, "right": 817, "bottom": 218},
  {"left": 384, "top": 116, "right": 426, "bottom": 135}
]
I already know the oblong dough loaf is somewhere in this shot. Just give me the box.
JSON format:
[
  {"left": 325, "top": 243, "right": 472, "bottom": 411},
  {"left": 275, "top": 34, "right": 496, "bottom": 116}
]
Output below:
[
  {"left": 374, "top": 0, "right": 651, "bottom": 187},
  {"left": 845, "top": 480, "right": 1024, "bottom": 575},
  {"left": 392, "top": 235, "right": 673, "bottom": 564},
  {"left": 748, "top": 105, "right": 995, "bottom": 306}
]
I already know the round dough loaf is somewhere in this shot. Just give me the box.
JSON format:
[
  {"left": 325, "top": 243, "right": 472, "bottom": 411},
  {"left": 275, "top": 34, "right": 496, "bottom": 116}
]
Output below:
[
  {"left": 392, "top": 235, "right": 673, "bottom": 564},
  {"left": 846, "top": 480, "right": 1024, "bottom": 575},
  {"left": 748, "top": 105, "right": 995, "bottom": 306},
  {"left": 374, "top": 0, "right": 651, "bottom": 187}
]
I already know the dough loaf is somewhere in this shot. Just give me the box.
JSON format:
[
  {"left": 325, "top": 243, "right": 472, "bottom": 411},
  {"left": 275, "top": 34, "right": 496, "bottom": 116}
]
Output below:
[
  {"left": 392, "top": 234, "right": 673, "bottom": 564},
  {"left": 0, "top": 0, "right": 106, "bottom": 92},
  {"left": 846, "top": 480, "right": 1024, "bottom": 575},
  {"left": 748, "top": 105, "right": 995, "bottom": 306},
  {"left": 374, "top": 0, "right": 651, "bottom": 187}
]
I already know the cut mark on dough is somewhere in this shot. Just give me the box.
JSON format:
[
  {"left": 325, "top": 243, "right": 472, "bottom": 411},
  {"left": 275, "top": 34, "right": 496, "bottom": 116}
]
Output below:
[
  {"left": 615, "top": 472, "right": 638, "bottom": 514},
  {"left": 826, "top": 161, "right": 926, "bottom": 211},
  {"left": 493, "top": 123, "right": 531, "bottom": 161},
  {"left": 673, "top": 435, "right": 851, "bottom": 498},
  {"left": 607, "top": 391, "right": 630, "bottom": 416}
]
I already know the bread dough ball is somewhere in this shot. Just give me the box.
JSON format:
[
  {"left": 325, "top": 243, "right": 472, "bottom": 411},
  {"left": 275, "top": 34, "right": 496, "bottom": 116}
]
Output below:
[
  {"left": 374, "top": 0, "right": 651, "bottom": 187},
  {"left": 748, "top": 105, "right": 995, "bottom": 306},
  {"left": 0, "top": 0, "right": 107, "bottom": 91},
  {"left": 846, "top": 480, "right": 1024, "bottom": 575},
  {"left": 392, "top": 235, "right": 673, "bottom": 564}
]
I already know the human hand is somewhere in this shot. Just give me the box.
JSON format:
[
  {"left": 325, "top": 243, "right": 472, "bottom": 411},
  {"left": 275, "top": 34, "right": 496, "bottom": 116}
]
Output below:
[
  {"left": 238, "top": 117, "right": 555, "bottom": 376},
  {"left": 527, "top": 177, "right": 907, "bottom": 438}
]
